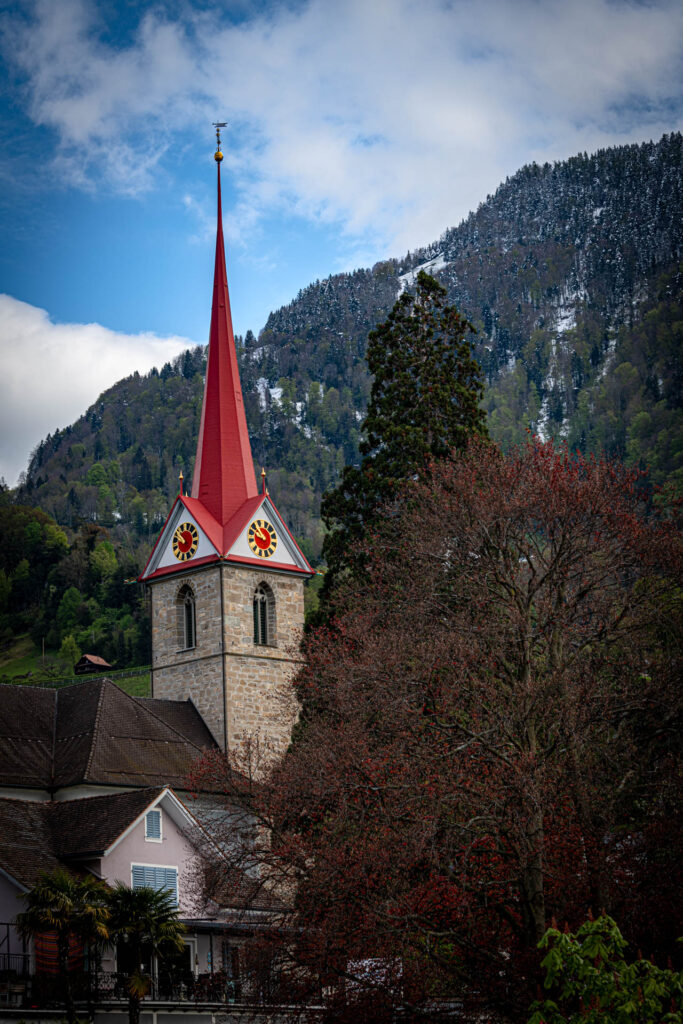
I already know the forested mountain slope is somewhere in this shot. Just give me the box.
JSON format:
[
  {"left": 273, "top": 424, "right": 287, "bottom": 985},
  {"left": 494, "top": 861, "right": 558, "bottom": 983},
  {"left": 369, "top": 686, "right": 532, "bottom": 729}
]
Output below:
[{"left": 15, "top": 134, "right": 683, "bottom": 569}]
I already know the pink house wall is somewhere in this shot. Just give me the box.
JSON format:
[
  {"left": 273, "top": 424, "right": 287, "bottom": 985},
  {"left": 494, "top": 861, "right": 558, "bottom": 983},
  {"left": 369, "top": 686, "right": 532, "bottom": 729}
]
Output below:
[{"left": 103, "top": 806, "right": 203, "bottom": 917}]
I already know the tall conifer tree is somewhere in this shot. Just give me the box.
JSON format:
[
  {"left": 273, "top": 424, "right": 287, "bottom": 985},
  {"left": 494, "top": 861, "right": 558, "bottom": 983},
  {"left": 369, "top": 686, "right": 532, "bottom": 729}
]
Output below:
[{"left": 320, "top": 271, "right": 487, "bottom": 597}]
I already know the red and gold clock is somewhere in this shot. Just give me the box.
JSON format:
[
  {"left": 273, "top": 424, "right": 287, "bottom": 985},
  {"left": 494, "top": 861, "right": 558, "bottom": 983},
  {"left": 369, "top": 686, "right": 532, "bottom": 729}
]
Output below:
[
  {"left": 247, "top": 518, "right": 278, "bottom": 558},
  {"left": 172, "top": 522, "right": 199, "bottom": 561}
]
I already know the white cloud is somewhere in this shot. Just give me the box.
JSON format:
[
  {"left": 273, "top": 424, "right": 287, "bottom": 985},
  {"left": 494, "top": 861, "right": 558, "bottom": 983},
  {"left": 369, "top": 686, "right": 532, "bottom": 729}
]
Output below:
[
  {"left": 0, "top": 294, "right": 194, "bottom": 486},
  {"left": 3, "top": 0, "right": 682, "bottom": 255}
]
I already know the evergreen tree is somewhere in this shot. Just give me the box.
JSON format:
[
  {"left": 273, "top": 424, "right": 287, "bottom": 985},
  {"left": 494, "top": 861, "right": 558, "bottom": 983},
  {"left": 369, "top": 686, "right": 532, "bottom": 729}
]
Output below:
[{"left": 320, "top": 271, "right": 487, "bottom": 597}]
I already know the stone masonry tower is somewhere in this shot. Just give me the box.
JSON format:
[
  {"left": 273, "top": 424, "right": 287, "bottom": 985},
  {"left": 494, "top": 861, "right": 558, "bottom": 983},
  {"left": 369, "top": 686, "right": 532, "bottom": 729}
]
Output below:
[{"left": 140, "top": 132, "right": 313, "bottom": 753}]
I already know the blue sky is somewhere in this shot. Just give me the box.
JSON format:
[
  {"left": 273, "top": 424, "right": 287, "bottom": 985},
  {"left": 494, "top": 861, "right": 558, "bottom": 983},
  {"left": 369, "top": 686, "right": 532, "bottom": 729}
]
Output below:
[{"left": 1, "top": 0, "right": 682, "bottom": 485}]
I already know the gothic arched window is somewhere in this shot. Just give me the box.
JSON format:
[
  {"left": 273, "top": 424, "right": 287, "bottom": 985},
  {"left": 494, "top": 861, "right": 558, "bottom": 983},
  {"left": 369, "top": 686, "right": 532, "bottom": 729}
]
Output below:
[
  {"left": 253, "top": 583, "right": 275, "bottom": 647},
  {"left": 176, "top": 584, "right": 196, "bottom": 650}
]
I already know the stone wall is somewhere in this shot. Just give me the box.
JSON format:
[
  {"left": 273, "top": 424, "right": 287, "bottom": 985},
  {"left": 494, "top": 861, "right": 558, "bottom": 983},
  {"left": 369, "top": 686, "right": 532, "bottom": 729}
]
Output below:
[
  {"left": 221, "top": 566, "right": 303, "bottom": 754},
  {"left": 149, "top": 564, "right": 304, "bottom": 756},
  {"left": 150, "top": 566, "right": 226, "bottom": 747}
]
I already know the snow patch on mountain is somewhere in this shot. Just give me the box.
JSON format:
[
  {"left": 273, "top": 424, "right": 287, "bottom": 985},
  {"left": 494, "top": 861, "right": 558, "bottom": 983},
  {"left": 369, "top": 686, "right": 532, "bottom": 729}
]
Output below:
[
  {"left": 256, "top": 378, "right": 283, "bottom": 411},
  {"left": 535, "top": 343, "right": 557, "bottom": 443},
  {"left": 556, "top": 306, "right": 576, "bottom": 335},
  {"left": 397, "top": 254, "right": 449, "bottom": 295}
]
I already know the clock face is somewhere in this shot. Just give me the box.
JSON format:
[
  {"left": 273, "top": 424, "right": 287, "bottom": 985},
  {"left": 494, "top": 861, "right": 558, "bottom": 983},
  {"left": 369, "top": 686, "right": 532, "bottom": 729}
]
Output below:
[
  {"left": 172, "top": 522, "right": 199, "bottom": 561},
  {"left": 247, "top": 518, "right": 278, "bottom": 558}
]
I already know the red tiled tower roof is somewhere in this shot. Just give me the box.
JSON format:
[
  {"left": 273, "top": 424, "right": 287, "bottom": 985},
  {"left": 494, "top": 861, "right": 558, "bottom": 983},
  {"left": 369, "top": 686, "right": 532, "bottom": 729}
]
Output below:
[
  {"left": 191, "top": 158, "right": 258, "bottom": 523},
  {"left": 138, "top": 143, "right": 314, "bottom": 583}
]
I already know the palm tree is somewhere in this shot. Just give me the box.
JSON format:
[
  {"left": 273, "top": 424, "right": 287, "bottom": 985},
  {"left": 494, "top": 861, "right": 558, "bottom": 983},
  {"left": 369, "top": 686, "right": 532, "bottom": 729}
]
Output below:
[
  {"left": 106, "top": 883, "right": 185, "bottom": 1024},
  {"left": 16, "top": 868, "right": 110, "bottom": 1024}
]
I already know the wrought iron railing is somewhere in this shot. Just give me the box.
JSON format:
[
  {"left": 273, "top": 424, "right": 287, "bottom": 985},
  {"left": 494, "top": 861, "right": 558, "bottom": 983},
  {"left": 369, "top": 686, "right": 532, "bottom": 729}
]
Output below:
[{"left": 0, "top": 968, "right": 260, "bottom": 1009}]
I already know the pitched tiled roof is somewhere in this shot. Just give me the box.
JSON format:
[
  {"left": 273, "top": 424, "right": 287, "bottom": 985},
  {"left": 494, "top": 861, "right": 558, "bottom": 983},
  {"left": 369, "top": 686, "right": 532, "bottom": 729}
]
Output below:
[
  {"left": 0, "top": 686, "right": 55, "bottom": 789},
  {"left": 214, "top": 868, "right": 288, "bottom": 914},
  {"left": 55, "top": 679, "right": 215, "bottom": 789},
  {"left": 135, "top": 698, "right": 218, "bottom": 750},
  {"left": 0, "top": 798, "right": 62, "bottom": 889},
  {"left": 54, "top": 788, "right": 165, "bottom": 858},
  {"left": 0, "top": 789, "right": 164, "bottom": 888},
  {"left": 0, "top": 679, "right": 219, "bottom": 793}
]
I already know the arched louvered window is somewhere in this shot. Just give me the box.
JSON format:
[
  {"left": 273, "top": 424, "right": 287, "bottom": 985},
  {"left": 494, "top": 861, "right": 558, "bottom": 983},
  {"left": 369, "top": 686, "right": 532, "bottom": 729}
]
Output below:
[
  {"left": 253, "top": 583, "right": 276, "bottom": 647},
  {"left": 176, "top": 584, "right": 196, "bottom": 650}
]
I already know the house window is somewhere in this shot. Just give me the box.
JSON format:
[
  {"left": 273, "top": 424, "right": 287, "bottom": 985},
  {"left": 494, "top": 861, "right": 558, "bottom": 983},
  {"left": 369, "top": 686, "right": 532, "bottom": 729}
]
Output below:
[
  {"left": 131, "top": 864, "right": 178, "bottom": 906},
  {"left": 176, "top": 584, "right": 196, "bottom": 650},
  {"left": 145, "top": 809, "right": 162, "bottom": 842},
  {"left": 253, "top": 583, "right": 276, "bottom": 646}
]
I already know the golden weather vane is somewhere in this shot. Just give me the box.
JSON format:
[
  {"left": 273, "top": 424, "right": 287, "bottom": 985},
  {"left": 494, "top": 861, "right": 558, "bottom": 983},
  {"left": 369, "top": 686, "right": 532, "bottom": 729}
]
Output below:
[{"left": 212, "top": 121, "right": 227, "bottom": 162}]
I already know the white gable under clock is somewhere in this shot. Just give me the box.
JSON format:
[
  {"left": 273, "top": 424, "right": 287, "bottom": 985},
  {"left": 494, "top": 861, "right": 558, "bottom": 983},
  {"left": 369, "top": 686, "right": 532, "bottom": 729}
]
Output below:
[
  {"left": 146, "top": 500, "right": 218, "bottom": 576},
  {"left": 229, "top": 496, "right": 309, "bottom": 572}
]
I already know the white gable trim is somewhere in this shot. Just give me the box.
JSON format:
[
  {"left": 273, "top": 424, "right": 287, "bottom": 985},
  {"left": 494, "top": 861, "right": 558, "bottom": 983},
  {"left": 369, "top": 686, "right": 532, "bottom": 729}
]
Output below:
[
  {"left": 0, "top": 864, "right": 28, "bottom": 894},
  {"left": 103, "top": 789, "right": 196, "bottom": 857},
  {"left": 142, "top": 502, "right": 218, "bottom": 579},
  {"left": 228, "top": 496, "right": 310, "bottom": 572}
]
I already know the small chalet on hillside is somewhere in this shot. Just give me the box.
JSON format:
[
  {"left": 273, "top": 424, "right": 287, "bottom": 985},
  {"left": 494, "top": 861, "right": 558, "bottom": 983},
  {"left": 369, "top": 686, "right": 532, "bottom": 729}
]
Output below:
[{"left": 74, "top": 653, "right": 112, "bottom": 674}]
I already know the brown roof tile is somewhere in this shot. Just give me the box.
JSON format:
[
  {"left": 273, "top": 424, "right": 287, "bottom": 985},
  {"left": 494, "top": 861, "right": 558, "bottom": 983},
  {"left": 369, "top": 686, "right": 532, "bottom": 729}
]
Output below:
[
  {"left": 52, "top": 681, "right": 104, "bottom": 786},
  {"left": 75, "top": 683, "right": 216, "bottom": 788},
  {"left": 54, "top": 788, "right": 165, "bottom": 858},
  {"left": 0, "top": 687, "right": 55, "bottom": 789},
  {"left": 136, "top": 698, "right": 218, "bottom": 750},
  {"left": 0, "top": 799, "right": 62, "bottom": 889},
  {"left": 0, "top": 679, "right": 220, "bottom": 793}
]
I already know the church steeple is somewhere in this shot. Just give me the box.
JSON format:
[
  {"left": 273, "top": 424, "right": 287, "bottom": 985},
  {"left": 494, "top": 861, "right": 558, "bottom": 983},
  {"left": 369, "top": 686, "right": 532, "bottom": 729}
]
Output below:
[
  {"left": 141, "top": 129, "right": 313, "bottom": 755},
  {"left": 191, "top": 131, "right": 258, "bottom": 524}
]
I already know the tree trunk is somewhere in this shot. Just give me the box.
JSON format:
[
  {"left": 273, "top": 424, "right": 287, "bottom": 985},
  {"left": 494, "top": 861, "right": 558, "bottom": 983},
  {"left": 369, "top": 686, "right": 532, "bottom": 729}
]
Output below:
[
  {"left": 58, "top": 935, "right": 76, "bottom": 1024},
  {"left": 128, "top": 992, "right": 141, "bottom": 1024},
  {"left": 521, "top": 808, "right": 546, "bottom": 946}
]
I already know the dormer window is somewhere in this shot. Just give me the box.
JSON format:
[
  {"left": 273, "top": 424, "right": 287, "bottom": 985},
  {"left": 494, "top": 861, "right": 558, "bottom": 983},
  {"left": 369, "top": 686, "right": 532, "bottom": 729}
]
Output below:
[{"left": 145, "top": 809, "right": 162, "bottom": 842}]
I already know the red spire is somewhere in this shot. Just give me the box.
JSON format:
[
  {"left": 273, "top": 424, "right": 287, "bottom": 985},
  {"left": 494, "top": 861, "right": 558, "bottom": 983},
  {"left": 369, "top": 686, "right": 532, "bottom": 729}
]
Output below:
[{"left": 191, "top": 155, "right": 257, "bottom": 523}]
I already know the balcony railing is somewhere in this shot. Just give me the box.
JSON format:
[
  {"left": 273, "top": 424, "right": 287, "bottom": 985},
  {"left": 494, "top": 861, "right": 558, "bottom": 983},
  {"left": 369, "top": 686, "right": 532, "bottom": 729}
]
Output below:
[{"left": 0, "top": 967, "right": 282, "bottom": 1010}]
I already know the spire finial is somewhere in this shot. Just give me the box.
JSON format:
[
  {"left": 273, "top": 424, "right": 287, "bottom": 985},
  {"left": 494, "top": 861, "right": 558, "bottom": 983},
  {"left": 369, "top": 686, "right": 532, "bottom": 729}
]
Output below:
[
  {"left": 213, "top": 121, "right": 227, "bottom": 163},
  {"left": 261, "top": 467, "right": 267, "bottom": 494},
  {"left": 179, "top": 470, "right": 184, "bottom": 496}
]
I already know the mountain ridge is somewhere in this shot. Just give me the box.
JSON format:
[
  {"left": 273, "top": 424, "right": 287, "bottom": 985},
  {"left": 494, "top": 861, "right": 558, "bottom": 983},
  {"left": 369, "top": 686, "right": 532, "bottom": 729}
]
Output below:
[{"left": 14, "top": 133, "right": 683, "bottom": 565}]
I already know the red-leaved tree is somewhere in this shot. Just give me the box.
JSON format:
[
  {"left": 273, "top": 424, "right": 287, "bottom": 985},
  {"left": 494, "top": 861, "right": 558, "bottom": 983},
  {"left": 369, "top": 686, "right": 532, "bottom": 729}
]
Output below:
[{"left": 190, "top": 439, "right": 682, "bottom": 1021}]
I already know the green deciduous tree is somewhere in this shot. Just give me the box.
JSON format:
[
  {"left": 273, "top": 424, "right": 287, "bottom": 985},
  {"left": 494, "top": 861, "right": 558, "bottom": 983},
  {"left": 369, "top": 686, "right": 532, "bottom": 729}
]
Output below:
[
  {"left": 320, "top": 271, "right": 487, "bottom": 597},
  {"left": 529, "top": 914, "right": 683, "bottom": 1024},
  {"left": 59, "top": 634, "right": 81, "bottom": 671}
]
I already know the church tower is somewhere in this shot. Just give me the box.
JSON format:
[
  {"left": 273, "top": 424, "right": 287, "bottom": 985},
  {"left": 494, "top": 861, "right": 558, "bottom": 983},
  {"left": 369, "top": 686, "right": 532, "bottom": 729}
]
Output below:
[{"left": 140, "top": 132, "right": 313, "bottom": 753}]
